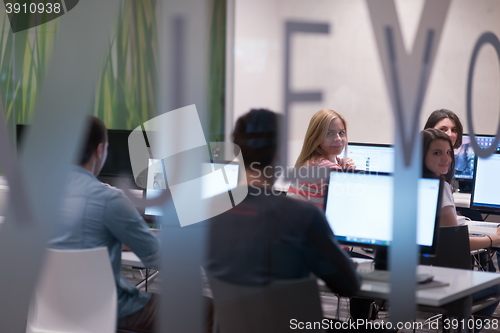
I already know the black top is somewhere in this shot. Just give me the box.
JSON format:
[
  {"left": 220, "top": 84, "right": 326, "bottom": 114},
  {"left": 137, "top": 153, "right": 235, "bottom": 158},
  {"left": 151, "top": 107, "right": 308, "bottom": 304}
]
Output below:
[{"left": 205, "top": 186, "right": 361, "bottom": 297}]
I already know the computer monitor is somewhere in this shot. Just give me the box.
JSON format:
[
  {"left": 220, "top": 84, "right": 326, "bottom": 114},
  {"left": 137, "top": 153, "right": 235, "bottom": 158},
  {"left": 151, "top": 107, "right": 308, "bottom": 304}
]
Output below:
[
  {"left": 454, "top": 135, "right": 474, "bottom": 180},
  {"left": 17, "top": 126, "right": 138, "bottom": 187},
  {"left": 99, "top": 129, "right": 134, "bottom": 178},
  {"left": 471, "top": 152, "right": 500, "bottom": 213},
  {"left": 324, "top": 171, "right": 442, "bottom": 255},
  {"left": 454, "top": 134, "right": 500, "bottom": 180},
  {"left": 144, "top": 159, "right": 240, "bottom": 217},
  {"left": 344, "top": 143, "right": 394, "bottom": 173}
]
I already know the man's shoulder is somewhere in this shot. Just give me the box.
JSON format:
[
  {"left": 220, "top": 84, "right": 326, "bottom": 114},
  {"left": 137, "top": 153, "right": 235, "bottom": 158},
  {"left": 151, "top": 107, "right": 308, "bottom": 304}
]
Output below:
[{"left": 67, "top": 168, "right": 124, "bottom": 200}]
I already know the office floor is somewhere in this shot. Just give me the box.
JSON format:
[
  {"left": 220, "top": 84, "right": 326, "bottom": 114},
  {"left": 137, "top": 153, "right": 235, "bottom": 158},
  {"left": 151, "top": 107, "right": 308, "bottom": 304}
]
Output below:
[{"left": 122, "top": 257, "right": 500, "bottom": 333}]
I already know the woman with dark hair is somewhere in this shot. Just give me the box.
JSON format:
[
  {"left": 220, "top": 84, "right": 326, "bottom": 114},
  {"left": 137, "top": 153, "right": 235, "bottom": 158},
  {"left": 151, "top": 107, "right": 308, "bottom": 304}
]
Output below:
[
  {"left": 422, "top": 128, "right": 500, "bottom": 331},
  {"left": 422, "top": 129, "right": 500, "bottom": 249},
  {"left": 422, "top": 128, "right": 456, "bottom": 210},
  {"left": 424, "top": 109, "right": 463, "bottom": 149}
]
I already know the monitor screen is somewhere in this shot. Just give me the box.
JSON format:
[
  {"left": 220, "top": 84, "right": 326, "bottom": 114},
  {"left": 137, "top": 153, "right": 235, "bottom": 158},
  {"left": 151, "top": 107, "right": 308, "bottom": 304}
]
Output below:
[
  {"left": 144, "top": 160, "right": 239, "bottom": 217},
  {"left": 454, "top": 134, "right": 500, "bottom": 180},
  {"left": 324, "top": 171, "right": 441, "bottom": 254},
  {"left": 100, "top": 130, "right": 134, "bottom": 177},
  {"left": 344, "top": 143, "right": 394, "bottom": 173},
  {"left": 17, "top": 126, "right": 137, "bottom": 187},
  {"left": 471, "top": 152, "right": 500, "bottom": 212}
]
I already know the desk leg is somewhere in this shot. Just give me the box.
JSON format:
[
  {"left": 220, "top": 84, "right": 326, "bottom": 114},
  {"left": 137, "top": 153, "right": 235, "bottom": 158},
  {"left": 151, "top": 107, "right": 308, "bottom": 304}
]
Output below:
[{"left": 443, "top": 295, "right": 472, "bottom": 333}]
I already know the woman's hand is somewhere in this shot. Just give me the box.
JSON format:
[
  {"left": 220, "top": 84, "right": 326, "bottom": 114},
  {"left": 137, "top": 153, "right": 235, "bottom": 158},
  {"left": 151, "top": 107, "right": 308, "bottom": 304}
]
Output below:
[
  {"left": 338, "top": 157, "right": 356, "bottom": 170},
  {"left": 470, "top": 225, "right": 500, "bottom": 251},
  {"left": 491, "top": 225, "right": 500, "bottom": 246}
]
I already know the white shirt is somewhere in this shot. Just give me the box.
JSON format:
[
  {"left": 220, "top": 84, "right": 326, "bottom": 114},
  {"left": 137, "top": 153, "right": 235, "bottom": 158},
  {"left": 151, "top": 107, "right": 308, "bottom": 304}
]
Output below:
[{"left": 441, "top": 181, "right": 458, "bottom": 221}]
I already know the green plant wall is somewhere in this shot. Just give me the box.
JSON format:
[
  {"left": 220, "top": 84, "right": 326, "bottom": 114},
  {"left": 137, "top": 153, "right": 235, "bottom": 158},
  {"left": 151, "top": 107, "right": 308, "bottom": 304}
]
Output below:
[
  {"left": 208, "top": 0, "right": 226, "bottom": 142},
  {"left": 0, "top": 15, "right": 56, "bottom": 127},
  {"left": 94, "top": 0, "right": 158, "bottom": 130},
  {"left": 1, "top": 0, "right": 225, "bottom": 136}
]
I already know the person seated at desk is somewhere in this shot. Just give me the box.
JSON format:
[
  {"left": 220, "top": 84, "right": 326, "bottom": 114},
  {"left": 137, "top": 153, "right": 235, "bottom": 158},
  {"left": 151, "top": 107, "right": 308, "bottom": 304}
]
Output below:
[
  {"left": 424, "top": 109, "right": 494, "bottom": 270},
  {"left": 422, "top": 128, "right": 500, "bottom": 250},
  {"left": 287, "top": 109, "right": 355, "bottom": 209},
  {"left": 424, "top": 108, "right": 463, "bottom": 149},
  {"left": 422, "top": 128, "right": 500, "bottom": 325},
  {"left": 285, "top": 108, "right": 374, "bottom": 320},
  {"left": 49, "top": 116, "right": 160, "bottom": 332},
  {"left": 206, "top": 109, "right": 365, "bottom": 330}
]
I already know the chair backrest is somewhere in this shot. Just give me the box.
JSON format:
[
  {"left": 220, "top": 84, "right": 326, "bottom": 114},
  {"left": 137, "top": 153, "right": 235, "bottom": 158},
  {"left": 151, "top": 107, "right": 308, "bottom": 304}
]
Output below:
[
  {"left": 420, "top": 225, "right": 471, "bottom": 270},
  {"left": 207, "top": 272, "right": 325, "bottom": 333},
  {"left": 27, "top": 247, "right": 117, "bottom": 333}
]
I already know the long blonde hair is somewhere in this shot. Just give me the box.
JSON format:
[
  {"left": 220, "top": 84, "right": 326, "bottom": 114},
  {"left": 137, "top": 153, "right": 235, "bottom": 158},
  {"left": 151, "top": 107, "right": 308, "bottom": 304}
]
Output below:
[{"left": 295, "top": 109, "right": 348, "bottom": 167}]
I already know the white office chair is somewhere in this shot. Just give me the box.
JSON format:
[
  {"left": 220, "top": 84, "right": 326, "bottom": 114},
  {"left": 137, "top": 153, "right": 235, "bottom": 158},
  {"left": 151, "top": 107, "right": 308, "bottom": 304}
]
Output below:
[
  {"left": 206, "top": 272, "right": 325, "bottom": 333},
  {"left": 26, "top": 247, "right": 117, "bottom": 333}
]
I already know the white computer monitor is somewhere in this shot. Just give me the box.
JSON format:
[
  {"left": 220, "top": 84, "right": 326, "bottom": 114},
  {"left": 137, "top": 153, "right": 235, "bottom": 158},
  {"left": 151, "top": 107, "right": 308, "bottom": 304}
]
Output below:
[
  {"left": 324, "top": 171, "right": 441, "bottom": 255},
  {"left": 144, "top": 159, "right": 239, "bottom": 217},
  {"left": 471, "top": 152, "right": 500, "bottom": 212},
  {"left": 344, "top": 143, "right": 394, "bottom": 173}
]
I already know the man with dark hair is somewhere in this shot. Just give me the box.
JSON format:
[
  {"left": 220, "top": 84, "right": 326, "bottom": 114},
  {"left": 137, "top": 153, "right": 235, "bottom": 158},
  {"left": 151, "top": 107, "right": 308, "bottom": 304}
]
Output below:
[
  {"left": 232, "top": 108, "right": 279, "bottom": 170},
  {"left": 206, "top": 109, "right": 362, "bottom": 330},
  {"left": 50, "top": 116, "right": 160, "bottom": 332},
  {"left": 78, "top": 116, "right": 108, "bottom": 166}
]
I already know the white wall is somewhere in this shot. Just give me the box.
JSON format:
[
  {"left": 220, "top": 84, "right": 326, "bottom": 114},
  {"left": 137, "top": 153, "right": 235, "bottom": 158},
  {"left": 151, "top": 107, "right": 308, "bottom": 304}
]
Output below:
[{"left": 230, "top": 0, "right": 500, "bottom": 166}]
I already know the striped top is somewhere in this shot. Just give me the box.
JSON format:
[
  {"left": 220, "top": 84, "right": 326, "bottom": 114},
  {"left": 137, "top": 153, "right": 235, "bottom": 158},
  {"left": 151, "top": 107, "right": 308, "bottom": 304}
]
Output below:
[{"left": 287, "top": 158, "right": 341, "bottom": 209}]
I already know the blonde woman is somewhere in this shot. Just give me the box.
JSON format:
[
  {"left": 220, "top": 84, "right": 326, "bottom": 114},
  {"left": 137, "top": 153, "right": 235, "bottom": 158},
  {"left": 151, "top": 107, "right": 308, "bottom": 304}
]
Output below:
[{"left": 288, "top": 109, "right": 355, "bottom": 209}]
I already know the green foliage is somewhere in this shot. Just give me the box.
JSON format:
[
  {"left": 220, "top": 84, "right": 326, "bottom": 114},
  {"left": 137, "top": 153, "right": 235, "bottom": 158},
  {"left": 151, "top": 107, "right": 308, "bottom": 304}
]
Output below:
[
  {"left": 0, "top": 15, "right": 56, "bottom": 126},
  {"left": 208, "top": 0, "right": 226, "bottom": 142},
  {"left": 0, "top": 0, "right": 225, "bottom": 135},
  {"left": 0, "top": 1, "right": 158, "bottom": 131},
  {"left": 94, "top": 0, "right": 158, "bottom": 130}
]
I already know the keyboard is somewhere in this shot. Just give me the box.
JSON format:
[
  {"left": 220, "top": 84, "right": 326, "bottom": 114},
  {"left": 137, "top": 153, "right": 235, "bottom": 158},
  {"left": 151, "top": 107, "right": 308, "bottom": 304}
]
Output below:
[
  {"left": 466, "top": 222, "right": 500, "bottom": 236},
  {"left": 359, "top": 270, "right": 434, "bottom": 284}
]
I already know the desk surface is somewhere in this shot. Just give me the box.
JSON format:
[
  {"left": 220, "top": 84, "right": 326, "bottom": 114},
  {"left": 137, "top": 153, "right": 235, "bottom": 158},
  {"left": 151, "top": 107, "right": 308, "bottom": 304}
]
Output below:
[
  {"left": 122, "top": 251, "right": 144, "bottom": 268},
  {"left": 276, "top": 181, "right": 472, "bottom": 207},
  {"left": 356, "top": 265, "right": 500, "bottom": 307}
]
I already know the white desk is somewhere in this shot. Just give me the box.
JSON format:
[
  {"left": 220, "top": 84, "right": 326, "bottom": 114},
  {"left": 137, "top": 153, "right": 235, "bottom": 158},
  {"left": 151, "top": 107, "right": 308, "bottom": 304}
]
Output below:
[
  {"left": 121, "top": 251, "right": 144, "bottom": 268},
  {"left": 121, "top": 251, "right": 159, "bottom": 291},
  {"left": 277, "top": 182, "right": 473, "bottom": 207},
  {"left": 454, "top": 192, "right": 471, "bottom": 208},
  {"left": 357, "top": 265, "right": 500, "bottom": 308},
  {"left": 274, "top": 180, "right": 474, "bottom": 206}
]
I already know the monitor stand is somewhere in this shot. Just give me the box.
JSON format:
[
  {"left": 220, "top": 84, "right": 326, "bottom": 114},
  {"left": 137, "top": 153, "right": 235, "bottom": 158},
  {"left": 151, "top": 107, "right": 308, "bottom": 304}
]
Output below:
[
  {"left": 456, "top": 179, "right": 472, "bottom": 194},
  {"left": 374, "top": 247, "right": 388, "bottom": 271}
]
